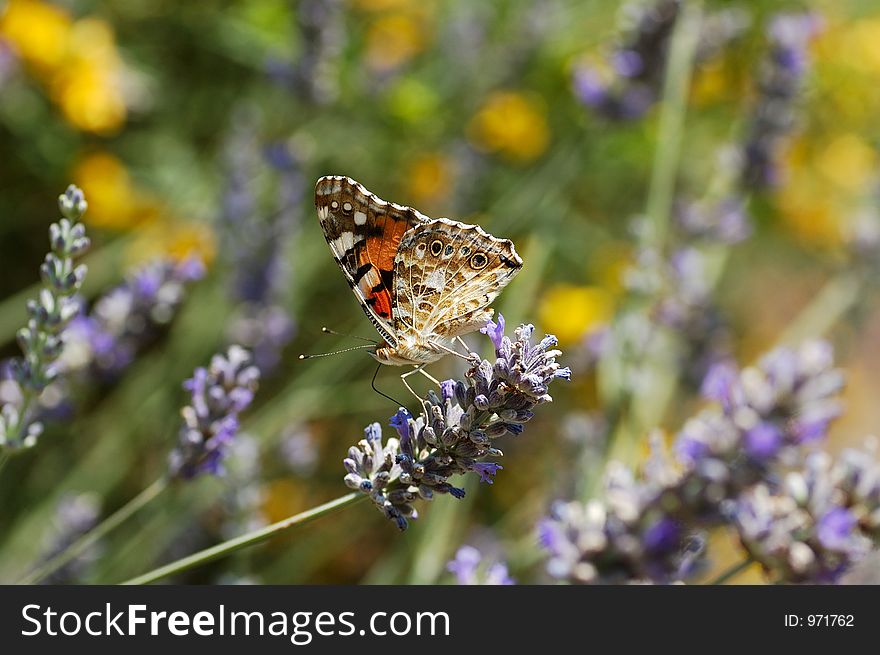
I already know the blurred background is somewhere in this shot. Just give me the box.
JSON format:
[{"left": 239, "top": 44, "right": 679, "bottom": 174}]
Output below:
[{"left": 1, "top": 0, "right": 879, "bottom": 584}]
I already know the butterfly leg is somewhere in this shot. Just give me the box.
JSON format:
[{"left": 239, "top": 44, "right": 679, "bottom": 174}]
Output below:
[
  {"left": 415, "top": 367, "right": 441, "bottom": 386},
  {"left": 400, "top": 365, "right": 430, "bottom": 403},
  {"left": 454, "top": 336, "right": 481, "bottom": 360}
]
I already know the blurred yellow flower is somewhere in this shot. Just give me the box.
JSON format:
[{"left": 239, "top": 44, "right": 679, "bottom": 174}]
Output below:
[
  {"left": 52, "top": 18, "right": 127, "bottom": 135},
  {"left": 365, "top": 12, "right": 427, "bottom": 73},
  {"left": 351, "top": 0, "right": 415, "bottom": 11},
  {"left": 538, "top": 284, "right": 613, "bottom": 345},
  {"left": 261, "top": 479, "right": 305, "bottom": 524},
  {"left": 0, "top": 2, "right": 128, "bottom": 134},
  {"left": 0, "top": 0, "right": 71, "bottom": 73},
  {"left": 848, "top": 18, "right": 880, "bottom": 74},
  {"left": 815, "top": 133, "right": 876, "bottom": 193},
  {"left": 132, "top": 220, "right": 217, "bottom": 266},
  {"left": 72, "top": 152, "right": 148, "bottom": 229},
  {"left": 775, "top": 171, "right": 842, "bottom": 247},
  {"left": 406, "top": 153, "right": 452, "bottom": 206},
  {"left": 468, "top": 91, "right": 550, "bottom": 163}
]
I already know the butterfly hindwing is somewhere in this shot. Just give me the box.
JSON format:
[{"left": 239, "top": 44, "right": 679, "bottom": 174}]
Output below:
[
  {"left": 315, "top": 176, "right": 428, "bottom": 347},
  {"left": 392, "top": 218, "right": 523, "bottom": 342}
]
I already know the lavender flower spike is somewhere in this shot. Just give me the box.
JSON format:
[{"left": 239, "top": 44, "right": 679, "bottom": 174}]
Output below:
[
  {"left": 344, "top": 317, "right": 570, "bottom": 530},
  {"left": 0, "top": 185, "right": 90, "bottom": 453},
  {"left": 169, "top": 346, "right": 260, "bottom": 479}
]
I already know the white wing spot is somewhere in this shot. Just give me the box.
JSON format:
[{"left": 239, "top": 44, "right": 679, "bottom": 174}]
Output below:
[
  {"left": 343, "top": 202, "right": 353, "bottom": 212},
  {"left": 331, "top": 201, "right": 339, "bottom": 209},
  {"left": 318, "top": 205, "right": 329, "bottom": 220},
  {"left": 332, "top": 231, "right": 361, "bottom": 254},
  {"left": 354, "top": 210, "right": 367, "bottom": 225},
  {"left": 425, "top": 269, "right": 445, "bottom": 289}
]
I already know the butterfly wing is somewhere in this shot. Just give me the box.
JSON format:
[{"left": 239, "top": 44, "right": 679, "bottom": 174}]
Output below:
[
  {"left": 315, "top": 176, "right": 430, "bottom": 347},
  {"left": 392, "top": 218, "right": 523, "bottom": 342}
]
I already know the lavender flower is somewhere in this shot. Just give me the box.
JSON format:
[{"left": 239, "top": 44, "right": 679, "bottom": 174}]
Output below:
[
  {"left": 59, "top": 258, "right": 204, "bottom": 378},
  {"left": 732, "top": 446, "right": 879, "bottom": 583},
  {"left": 0, "top": 186, "right": 90, "bottom": 453},
  {"left": 279, "top": 425, "right": 318, "bottom": 476},
  {"left": 740, "top": 12, "right": 822, "bottom": 190},
  {"left": 220, "top": 126, "right": 300, "bottom": 374},
  {"left": 573, "top": 3, "right": 750, "bottom": 122},
  {"left": 573, "top": 0, "right": 681, "bottom": 120},
  {"left": 675, "top": 195, "right": 751, "bottom": 245},
  {"left": 541, "top": 340, "right": 854, "bottom": 584},
  {"left": 168, "top": 346, "right": 260, "bottom": 479},
  {"left": 267, "top": 0, "right": 344, "bottom": 105},
  {"left": 345, "top": 317, "right": 569, "bottom": 530},
  {"left": 36, "top": 493, "right": 102, "bottom": 584},
  {"left": 447, "top": 545, "right": 515, "bottom": 585}
]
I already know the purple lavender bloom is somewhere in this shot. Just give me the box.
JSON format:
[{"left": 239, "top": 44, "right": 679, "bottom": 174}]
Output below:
[
  {"left": 572, "top": 66, "right": 609, "bottom": 107},
  {"left": 740, "top": 12, "right": 822, "bottom": 190},
  {"left": 480, "top": 313, "right": 506, "bottom": 354},
  {"left": 541, "top": 341, "right": 859, "bottom": 584},
  {"left": 169, "top": 346, "right": 260, "bottom": 480},
  {"left": 220, "top": 127, "right": 301, "bottom": 375},
  {"left": 35, "top": 493, "right": 103, "bottom": 584},
  {"left": 447, "top": 545, "right": 515, "bottom": 585},
  {"left": 472, "top": 461, "right": 503, "bottom": 484},
  {"left": 744, "top": 423, "right": 783, "bottom": 460},
  {"left": 440, "top": 379, "right": 457, "bottom": 402},
  {"left": 58, "top": 258, "right": 204, "bottom": 380},
  {"left": 345, "top": 319, "right": 568, "bottom": 530},
  {"left": 817, "top": 508, "right": 857, "bottom": 551}
]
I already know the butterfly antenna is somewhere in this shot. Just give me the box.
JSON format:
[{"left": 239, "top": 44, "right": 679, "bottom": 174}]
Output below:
[
  {"left": 321, "top": 326, "right": 377, "bottom": 344},
  {"left": 298, "top": 343, "right": 375, "bottom": 360},
  {"left": 371, "top": 363, "right": 407, "bottom": 407}
]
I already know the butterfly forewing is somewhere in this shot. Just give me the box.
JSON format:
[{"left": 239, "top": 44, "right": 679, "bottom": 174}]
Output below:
[{"left": 315, "top": 176, "right": 428, "bottom": 347}]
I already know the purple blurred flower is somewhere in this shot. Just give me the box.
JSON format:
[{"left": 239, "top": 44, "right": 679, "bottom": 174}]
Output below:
[
  {"left": 740, "top": 12, "right": 822, "bottom": 190},
  {"left": 169, "top": 346, "right": 260, "bottom": 479},
  {"left": 447, "top": 545, "right": 514, "bottom": 585}
]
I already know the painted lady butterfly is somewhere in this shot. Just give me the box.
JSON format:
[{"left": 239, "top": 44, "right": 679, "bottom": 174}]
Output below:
[{"left": 315, "top": 175, "right": 523, "bottom": 368}]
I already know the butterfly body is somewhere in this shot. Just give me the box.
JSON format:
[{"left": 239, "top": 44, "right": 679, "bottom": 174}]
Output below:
[{"left": 315, "top": 175, "right": 522, "bottom": 366}]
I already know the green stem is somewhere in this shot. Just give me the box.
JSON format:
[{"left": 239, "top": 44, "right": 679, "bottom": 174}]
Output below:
[
  {"left": 602, "top": 1, "right": 703, "bottom": 470},
  {"left": 121, "top": 492, "right": 366, "bottom": 585},
  {"left": 0, "top": 451, "right": 8, "bottom": 478},
  {"left": 20, "top": 476, "right": 168, "bottom": 584},
  {"left": 644, "top": 0, "right": 704, "bottom": 250},
  {"left": 776, "top": 271, "right": 863, "bottom": 347},
  {"left": 708, "top": 557, "right": 754, "bottom": 585}
]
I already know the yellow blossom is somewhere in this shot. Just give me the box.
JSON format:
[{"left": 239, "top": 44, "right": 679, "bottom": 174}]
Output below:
[
  {"left": 72, "top": 152, "right": 148, "bottom": 229},
  {"left": 406, "top": 153, "right": 452, "bottom": 207},
  {"left": 365, "top": 12, "right": 427, "bottom": 73},
  {"left": 538, "top": 284, "right": 614, "bottom": 345},
  {"left": 52, "top": 18, "right": 127, "bottom": 134},
  {"left": 0, "top": 0, "right": 71, "bottom": 74},
  {"left": 351, "top": 0, "right": 415, "bottom": 11},
  {"left": 468, "top": 91, "right": 550, "bottom": 163},
  {"left": 815, "top": 133, "right": 876, "bottom": 193},
  {"left": 131, "top": 220, "right": 216, "bottom": 266}
]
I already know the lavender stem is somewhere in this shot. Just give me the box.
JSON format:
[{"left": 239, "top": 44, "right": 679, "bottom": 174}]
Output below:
[
  {"left": 121, "top": 492, "right": 366, "bottom": 585},
  {"left": 645, "top": 0, "right": 704, "bottom": 250},
  {"left": 707, "top": 556, "right": 754, "bottom": 585},
  {"left": 20, "top": 476, "right": 168, "bottom": 584}
]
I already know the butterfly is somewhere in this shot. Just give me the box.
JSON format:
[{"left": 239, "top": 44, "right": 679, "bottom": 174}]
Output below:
[{"left": 315, "top": 175, "right": 523, "bottom": 369}]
